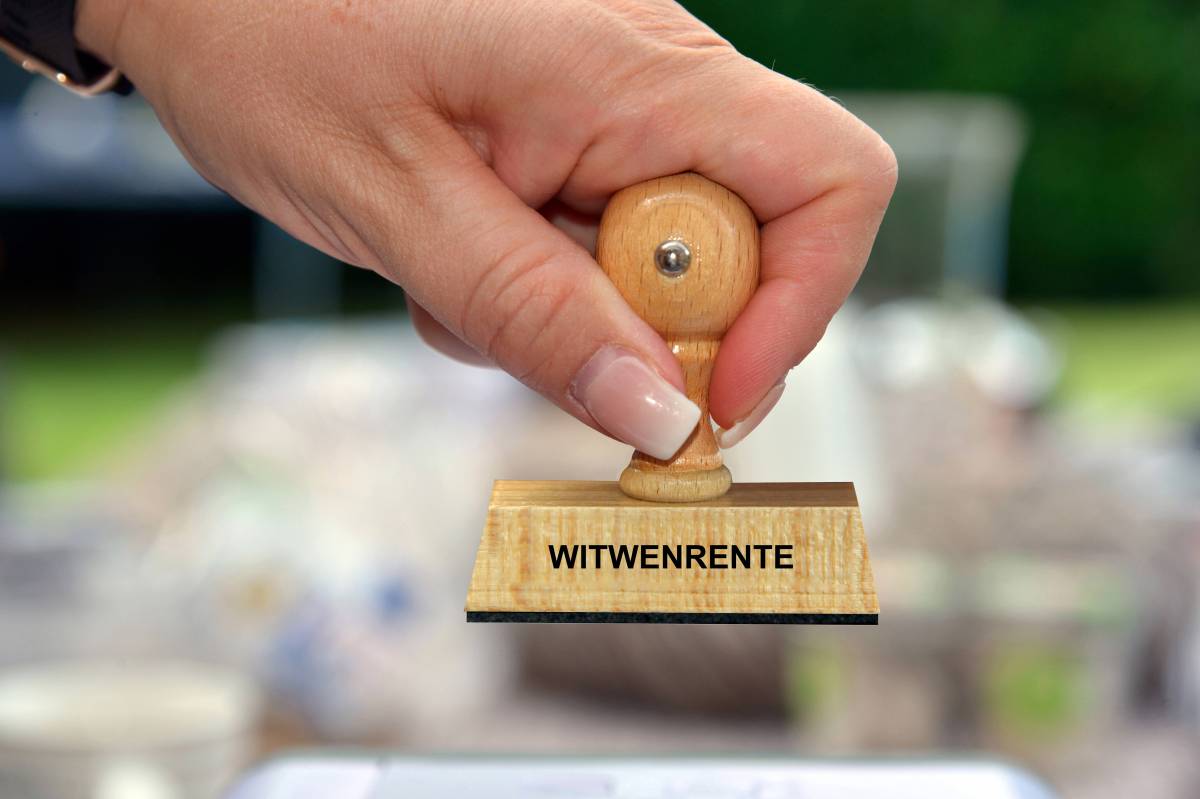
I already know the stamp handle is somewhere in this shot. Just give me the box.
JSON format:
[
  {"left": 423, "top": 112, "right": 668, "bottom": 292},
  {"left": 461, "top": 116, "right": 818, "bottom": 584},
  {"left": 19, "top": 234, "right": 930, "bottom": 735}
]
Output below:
[{"left": 596, "top": 172, "right": 760, "bottom": 502}]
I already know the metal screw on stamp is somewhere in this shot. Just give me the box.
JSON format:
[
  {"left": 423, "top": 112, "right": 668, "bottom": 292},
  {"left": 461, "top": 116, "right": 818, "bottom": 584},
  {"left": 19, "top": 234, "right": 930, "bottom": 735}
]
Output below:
[{"left": 654, "top": 239, "right": 692, "bottom": 277}]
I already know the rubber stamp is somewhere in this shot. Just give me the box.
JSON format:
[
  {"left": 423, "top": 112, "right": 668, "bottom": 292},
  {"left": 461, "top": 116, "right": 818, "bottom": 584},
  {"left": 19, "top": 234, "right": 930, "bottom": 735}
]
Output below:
[{"left": 466, "top": 173, "right": 878, "bottom": 623}]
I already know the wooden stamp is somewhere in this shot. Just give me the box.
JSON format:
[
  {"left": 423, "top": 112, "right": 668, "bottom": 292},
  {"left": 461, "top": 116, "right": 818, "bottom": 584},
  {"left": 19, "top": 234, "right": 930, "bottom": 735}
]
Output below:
[{"left": 466, "top": 174, "right": 878, "bottom": 623}]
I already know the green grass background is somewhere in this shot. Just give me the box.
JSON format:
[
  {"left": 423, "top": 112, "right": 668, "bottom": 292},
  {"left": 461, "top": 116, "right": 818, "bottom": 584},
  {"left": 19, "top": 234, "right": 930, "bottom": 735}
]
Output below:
[
  {"left": 2, "top": 322, "right": 213, "bottom": 480},
  {"left": 1045, "top": 304, "right": 1200, "bottom": 418}
]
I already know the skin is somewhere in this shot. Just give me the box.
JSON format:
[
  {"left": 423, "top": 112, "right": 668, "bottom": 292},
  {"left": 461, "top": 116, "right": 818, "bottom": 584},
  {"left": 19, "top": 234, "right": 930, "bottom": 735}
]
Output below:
[{"left": 76, "top": 0, "right": 896, "bottom": 441}]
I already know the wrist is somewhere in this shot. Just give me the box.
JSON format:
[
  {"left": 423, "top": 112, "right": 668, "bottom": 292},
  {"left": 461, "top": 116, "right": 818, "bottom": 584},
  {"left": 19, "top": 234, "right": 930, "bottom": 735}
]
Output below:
[{"left": 75, "top": 0, "right": 131, "bottom": 69}]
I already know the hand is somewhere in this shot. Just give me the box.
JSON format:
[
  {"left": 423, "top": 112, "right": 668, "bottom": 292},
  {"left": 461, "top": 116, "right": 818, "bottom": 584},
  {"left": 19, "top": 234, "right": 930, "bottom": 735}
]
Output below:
[{"left": 78, "top": 0, "right": 896, "bottom": 458}]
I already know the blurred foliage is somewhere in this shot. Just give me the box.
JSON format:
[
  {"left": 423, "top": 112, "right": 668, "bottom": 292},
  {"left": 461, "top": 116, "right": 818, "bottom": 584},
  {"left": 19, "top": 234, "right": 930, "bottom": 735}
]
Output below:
[
  {"left": 1, "top": 320, "right": 214, "bottom": 480},
  {"left": 784, "top": 645, "right": 845, "bottom": 721},
  {"left": 683, "top": 1, "right": 1200, "bottom": 300},
  {"left": 1040, "top": 302, "right": 1200, "bottom": 417},
  {"left": 984, "top": 646, "right": 1084, "bottom": 737}
]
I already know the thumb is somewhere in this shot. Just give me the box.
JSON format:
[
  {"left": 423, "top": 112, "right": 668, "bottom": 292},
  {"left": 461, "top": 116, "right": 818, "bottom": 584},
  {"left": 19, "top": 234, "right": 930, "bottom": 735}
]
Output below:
[{"left": 381, "top": 132, "right": 700, "bottom": 461}]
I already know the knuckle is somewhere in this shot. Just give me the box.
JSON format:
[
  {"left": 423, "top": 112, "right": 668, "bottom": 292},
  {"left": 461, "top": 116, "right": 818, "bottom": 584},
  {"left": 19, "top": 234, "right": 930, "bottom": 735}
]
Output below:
[
  {"left": 598, "top": 0, "right": 732, "bottom": 52},
  {"left": 463, "top": 242, "right": 581, "bottom": 388},
  {"left": 588, "top": 2, "right": 739, "bottom": 92}
]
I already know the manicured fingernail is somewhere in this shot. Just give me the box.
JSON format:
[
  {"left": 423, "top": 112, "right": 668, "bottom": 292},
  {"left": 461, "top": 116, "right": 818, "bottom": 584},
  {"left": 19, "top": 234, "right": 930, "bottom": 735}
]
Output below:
[
  {"left": 715, "top": 380, "right": 786, "bottom": 449},
  {"left": 570, "top": 346, "right": 701, "bottom": 460}
]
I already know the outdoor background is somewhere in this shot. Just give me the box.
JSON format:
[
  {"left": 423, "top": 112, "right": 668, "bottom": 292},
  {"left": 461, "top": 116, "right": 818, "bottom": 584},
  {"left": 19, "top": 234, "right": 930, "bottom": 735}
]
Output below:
[{"left": 0, "top": 2, "right": 1198, "bottom": 798}]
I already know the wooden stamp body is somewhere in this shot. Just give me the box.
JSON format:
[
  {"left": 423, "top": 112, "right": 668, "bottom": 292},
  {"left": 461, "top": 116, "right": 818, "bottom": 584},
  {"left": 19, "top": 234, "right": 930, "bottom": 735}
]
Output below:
[
  {"left": 466, "top": 481, "right": 878, "bottom": 623},
  {"left": 466, "top": 174, "right": 878, "bottom": 623}
]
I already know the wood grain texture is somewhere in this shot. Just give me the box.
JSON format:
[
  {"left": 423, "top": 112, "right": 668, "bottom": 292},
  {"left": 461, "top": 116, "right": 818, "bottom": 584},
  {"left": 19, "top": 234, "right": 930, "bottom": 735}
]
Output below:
[
  {"left": 466, "top": 481, "right": 878, "bottom": 619},
  {"left": 596, "top": 173, "right": 759, "bottom": 502}
]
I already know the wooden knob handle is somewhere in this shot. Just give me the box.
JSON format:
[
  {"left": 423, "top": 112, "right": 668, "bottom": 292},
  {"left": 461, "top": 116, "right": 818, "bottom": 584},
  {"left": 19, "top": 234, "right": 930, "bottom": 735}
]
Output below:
[{"left": 596, "top": 173, "right": 760, "bottom": 502}]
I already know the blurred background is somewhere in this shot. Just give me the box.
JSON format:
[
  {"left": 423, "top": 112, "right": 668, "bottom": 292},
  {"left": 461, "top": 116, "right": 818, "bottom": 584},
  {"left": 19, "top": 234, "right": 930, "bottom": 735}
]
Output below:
[{"left": 1, "top": 1, "right": 1198, "bottom": 798}]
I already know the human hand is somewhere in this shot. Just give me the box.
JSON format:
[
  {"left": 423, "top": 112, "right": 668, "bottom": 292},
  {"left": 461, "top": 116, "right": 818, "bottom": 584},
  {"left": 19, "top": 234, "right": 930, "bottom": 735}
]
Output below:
[{"left": 78, "top": 0, "right": 896, "bottom": 459}]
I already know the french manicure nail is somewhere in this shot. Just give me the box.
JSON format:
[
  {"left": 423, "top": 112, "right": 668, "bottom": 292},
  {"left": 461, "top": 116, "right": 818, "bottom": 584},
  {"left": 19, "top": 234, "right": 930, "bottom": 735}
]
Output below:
[
  {"left": 715, "top": 381, "right": 786, "bottom": 449},
  {"left": 570, "top": 346, "right": 701, "bottom": 460}
]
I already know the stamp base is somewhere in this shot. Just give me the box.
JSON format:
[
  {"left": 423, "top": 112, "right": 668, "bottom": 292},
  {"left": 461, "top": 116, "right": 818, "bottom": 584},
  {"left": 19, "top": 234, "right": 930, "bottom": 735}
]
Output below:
[{"left": 465, "top": 480, "right": 878, "bottom": 623}]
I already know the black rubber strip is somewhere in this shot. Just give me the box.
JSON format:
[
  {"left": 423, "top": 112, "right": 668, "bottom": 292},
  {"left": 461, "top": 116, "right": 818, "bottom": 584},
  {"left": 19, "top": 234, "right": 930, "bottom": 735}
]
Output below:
[{"left": 466, "top": 611, "right": 878, "bottom": 625}]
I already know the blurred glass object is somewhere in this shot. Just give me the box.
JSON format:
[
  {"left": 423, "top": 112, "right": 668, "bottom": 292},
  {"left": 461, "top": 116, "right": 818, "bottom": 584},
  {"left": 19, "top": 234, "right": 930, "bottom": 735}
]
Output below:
[
  {"left": 854, "top": 298, "right": 1061, "bottom": 409},
  {"left": 0, "top": 484, "right": 264, "bottom": 798},
  {"left": 17, "top": 79, "right": 119, "bottom": 165},
  {"left": 839, "top": 94, "right": 1027, "bottom": 301},
  {"left": 0, "top": 660, "right": 259, "bottom": 799}
]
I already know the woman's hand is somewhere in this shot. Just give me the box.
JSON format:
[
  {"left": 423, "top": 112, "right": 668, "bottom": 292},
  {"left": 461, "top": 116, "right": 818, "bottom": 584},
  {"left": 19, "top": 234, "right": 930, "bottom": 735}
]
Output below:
[{"left": 78, "top": 0, "right": 896, "bottom": 458}]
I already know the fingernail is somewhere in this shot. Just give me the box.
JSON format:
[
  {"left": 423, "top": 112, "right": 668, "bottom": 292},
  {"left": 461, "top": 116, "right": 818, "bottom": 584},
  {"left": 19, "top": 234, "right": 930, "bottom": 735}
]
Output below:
[
  {"left": 570, "top": 346, "right": 701, "bottom": 460},
  {"left": 715, "top": 380, "right": 786, "bottom": 449}
]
